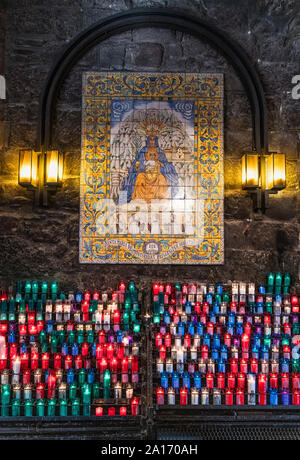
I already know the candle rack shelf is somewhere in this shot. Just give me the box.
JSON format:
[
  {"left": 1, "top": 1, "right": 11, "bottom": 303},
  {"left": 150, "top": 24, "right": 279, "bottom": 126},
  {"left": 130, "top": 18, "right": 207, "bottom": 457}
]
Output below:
[{"left": 0, "top": 276, "right": 300, "bottom": 439}]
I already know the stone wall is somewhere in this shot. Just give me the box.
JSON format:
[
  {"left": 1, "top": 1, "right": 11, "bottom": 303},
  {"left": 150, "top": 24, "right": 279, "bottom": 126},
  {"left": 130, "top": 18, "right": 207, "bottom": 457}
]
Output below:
[{"left": 0, "top": 0, "right": 299, "bottom": 291}]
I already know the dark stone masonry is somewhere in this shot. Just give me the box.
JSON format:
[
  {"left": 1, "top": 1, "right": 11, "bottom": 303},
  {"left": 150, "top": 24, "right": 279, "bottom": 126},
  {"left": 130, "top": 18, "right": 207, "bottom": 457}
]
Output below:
[{"left": 0, "top": 0, "right": 299, "bottom": 290}]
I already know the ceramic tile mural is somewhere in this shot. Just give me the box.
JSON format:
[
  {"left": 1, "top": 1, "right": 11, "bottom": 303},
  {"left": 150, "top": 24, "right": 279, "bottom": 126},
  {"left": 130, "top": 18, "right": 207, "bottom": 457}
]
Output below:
[{"left": 80, "top": 73, "right": 224, "bottom": 264}]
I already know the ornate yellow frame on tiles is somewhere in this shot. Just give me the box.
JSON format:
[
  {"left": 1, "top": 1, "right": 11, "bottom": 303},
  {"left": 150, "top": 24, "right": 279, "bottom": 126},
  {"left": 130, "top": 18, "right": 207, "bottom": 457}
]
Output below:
[{"left": 80, "top": 72, "right": 224, "bottom": 264}]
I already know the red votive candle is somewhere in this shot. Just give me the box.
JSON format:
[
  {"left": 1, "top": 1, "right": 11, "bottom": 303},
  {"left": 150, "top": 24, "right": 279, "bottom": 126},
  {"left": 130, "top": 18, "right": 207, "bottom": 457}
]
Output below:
[
  {"left": 236, "top": 389, "right": 244, "bottom": 405},
  {"left": 240, "top": 358, "right": 248, "bottom": 374},
  {"left": 31, "top": 351, "right": 39, "bottom": 370},
  {"left": 121, "top": 357, "right": 128, "bottom": 373},
  {"left": 110, "top": 357, "right": 118, "bottom": 373},
  {"left": 21, "top": 352, "right": 29, "bottom": 370},
  {"left": 64, "top": 355, "right": 72, "bottom": 370},
  {"left": 227, "top": 373, "right": 236, "bottom": 389},
  {"left": 156, "top": 387, "right": 164, "bottom": 405},
  {"left": 98, "top": 331, "right": 106, "bottom": 344},
  {"left": 155, "top": 333, "right": 163, "bottom": 347},
  {"left": 36, "top": 383, "right": 45, "bottom": 400},
  {"left": 108, "top": 407, "right": 115, "bottom": 416},
  {"left": 117, "top": 344, "right": 124, "bottom": 360},
  {"left": 81, "top": 343, "right": 89, "bottom": 357},
  {"left": 281, "top": 372, "right": 290, "bottom": 390},
  {"left": 184, "top": 333, "right": 191, "bottom": 348},
  {"left": 217, "top": 373, "right": 225, "bottom": 389},
  {"left": 131, "top": 397, "right": 139, "bottom": 415},
  {"left": 96, "top": 407, "right": 103, "bottom": 416},
  {"left": 230, "top": 358, "right": 238, "bottom": 374},
  {"left": 180, "top": 387, "right": 188, "bottom": 405},
  {"left": 292, "top": 374, "right": 300, "bottom": 390},
  {"left": 258, "top": 374, "right": 267, "bottom": 393},
  {"left": 258, "top": 393, "right": 267, "bottom": 405},
  {"left": 42, "top": 353, "right": 49, "bottom": 370},
  {"left": 75, "top": 356, "right": 82, "bottom": 369},
  {"left": 54, "top": 353, "right": 62, "bottom": 369},
  {"left": 131, "top": 356, "right": 139, "bottom": 373},
  {"left": 201, "top": 345, "right": 209, "bottom": 360},
  {"left": 224, "top": 333, "right": 231, "bottom": 347},
  {"left": 113, "top": 310, "right": 120, "bottom": 325},
  {"left": 250, "top": 358, "right": 258, "bottom": 374},
  {"left": 206, "top": 373, "right": 214, "bottom": 389},
  {"left": 293, "top": 390, "right": 300, "bottom": 405},
  {"left": 106, "top": 344, "right": 114, "bottom": 360},
  {"left": 22, "top": 369, "right": 31, "bottom": 384},
  {"left": 270, "top": 373, "right": 278, "bottom": 389},
  {"left": 241, "top": 334, "right": 250, "bottom": 352},
  {"left": 225, "top": 389, "right": 234, "bottom": 405},
  {"left": 237, "top": 373, "right": 246, "bottom": 390},
  {"left": 120, "top": 406, "right": 127, "bottom": 416}
]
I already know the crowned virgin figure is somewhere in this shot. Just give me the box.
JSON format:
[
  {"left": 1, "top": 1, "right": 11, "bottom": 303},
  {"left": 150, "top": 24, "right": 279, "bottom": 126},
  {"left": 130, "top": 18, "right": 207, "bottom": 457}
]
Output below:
[{"left": 118, "top": 128, "right": 179, "bottom": 204}]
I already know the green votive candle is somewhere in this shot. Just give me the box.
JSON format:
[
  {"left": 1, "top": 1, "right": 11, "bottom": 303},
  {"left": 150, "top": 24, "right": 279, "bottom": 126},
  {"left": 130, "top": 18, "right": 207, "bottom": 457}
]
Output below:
[
  {"left": 267, "top": 273, "right": 275, "bottom": 285},
  {"left": 58, "top": 330, "right": 65, "bottom": 345},
  {"left": 284, "top": 273, "right": 291, "bottom": 286},
  {"left": 67, "top": 331, "right": 75, "bottom": 344},
  {"left": 39, "top": 331, "right": 47, "bottom": 344},
  {"left": 37, "top": 400, "right": 45, "bottom": 416},
  {"left": 71, "top": 399, "right": 80, "bottom": 416},
  {"left": 1, "top": 385, "right": 11, "bottom": 405},
  {"left": 83, "top": 404, "right": 91, "bottom": 416},
  {"left": 124, "top": 300, "right": 131, "bottom": 310},
  {"left": 123, "top": 311, "right": 130, "bottom": 325},
  {"left": 50, "top": 335, "right": 58, "bottom": 353},
  {"left": 265, "top": 302, "right": 273, "bottom": 313},
  {"left": 78, "top": 369, "right": 86, "bottom": 386},
  {"left": 103, "top": 370, "right": 111, "bottom": 399},
  {"left": 59, "top": 399, "right": 68, "bottom": 416},
  {"left": 47, "top": 399, "right": 56, "bottom": 416},
  {"left": 223, "top": 293, "right": 230, "bottom": 303},
  {"left": 153, "top": 315, "right": 160, "bottom": 324},
  {"left": 293, "top": 324, "right": 300, "bottom": 335},
  {"left": 263, "top": 335, "right": 271, "bottom": 348},
  {"left": 275, "top": 273, "right": 282, "bottom": 286},
  {"left": 12, "top": 399, "right": 20, "bottom": 416},
  {"left": 25, "top": 281, "right": 31, "bottom": 294},
  {"left": 153, "top": 300, "right": 159, "bottom": 315},
  {"left": 69, "top": 383, "right": 77, "bottom": 400},
  {"left": 130, "top": 311, "right": 136, "bottom": 322},
  {"left": 133, "top": 301, "right": 139, "bottom": 312},
  {"left": 1, "top": 405, "right": 9, "bottom": 416},
  {"left": 93, "top": 382, "right": 100, "bottom": 399},
  {"left": 282, "top": 336, "right": 290, "bottom": 346},
  {"left": 133, "top": 321, "right": 140, "bottom": 333},
  {"left": 41, "top": 282, "right": 48, "bottom": 295},
  {"left": 87, "top": 330, "right": 94, "bottom": 343},
  {"left": 77, "top": 331, "right": 84, "bottom": 344},
  {"left": 24, "top": 400, "right": 33, "bottom": 417},
  {"left": 82, "top": 384, "right": 91, "bottom": 405},
  {"left": 292, "top": 359, "right": 300, "bottom": 372},
  {"left": 129, "top": 281, "right": 135, "bottom": 292},
  {"left": 51, "top": 282, "right": 58, "bottom": 295}
]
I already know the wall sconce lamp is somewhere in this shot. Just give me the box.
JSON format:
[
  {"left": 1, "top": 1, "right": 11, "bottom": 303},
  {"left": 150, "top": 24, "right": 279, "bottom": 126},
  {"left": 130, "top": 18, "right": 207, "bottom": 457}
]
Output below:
[
  {"left": 18, "top": 149, "right": 64, "bottom": 206},
  {"left": 18, "top": 150, "right": 39, "bottom": 189},
  {"left": 242, "top": 151, "right": 286, "bottom": 211},
  {"left": 44, "top": 150, "right": 64, "bottom": 188}
]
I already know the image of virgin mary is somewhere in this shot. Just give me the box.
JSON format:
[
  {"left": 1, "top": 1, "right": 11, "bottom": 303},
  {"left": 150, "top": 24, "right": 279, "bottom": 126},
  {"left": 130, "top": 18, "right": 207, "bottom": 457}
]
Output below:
[{"left": 118, "top": 136, "right": 179, "bottom": 204}]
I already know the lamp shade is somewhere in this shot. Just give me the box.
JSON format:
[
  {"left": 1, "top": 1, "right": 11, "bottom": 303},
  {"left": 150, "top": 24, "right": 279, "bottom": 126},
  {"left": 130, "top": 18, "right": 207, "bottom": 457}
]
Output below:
[
  {"left": 241, "top": 153, "right": 259, "bottom": 189},
  {"left": 266, "top": 152, "right": 286, "bottom": 191},
  {"left": 18, "top": 150, "right": 38, "bottom": 188},
  {"left": 45, "top": 150, "right": 64, "bottom": 186}
]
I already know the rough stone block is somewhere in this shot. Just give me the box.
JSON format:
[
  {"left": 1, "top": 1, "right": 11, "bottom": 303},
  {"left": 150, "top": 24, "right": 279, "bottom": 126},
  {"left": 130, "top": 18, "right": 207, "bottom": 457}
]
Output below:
[{"left": 124, "top": 43, "right": 164, "bottom": 70}]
